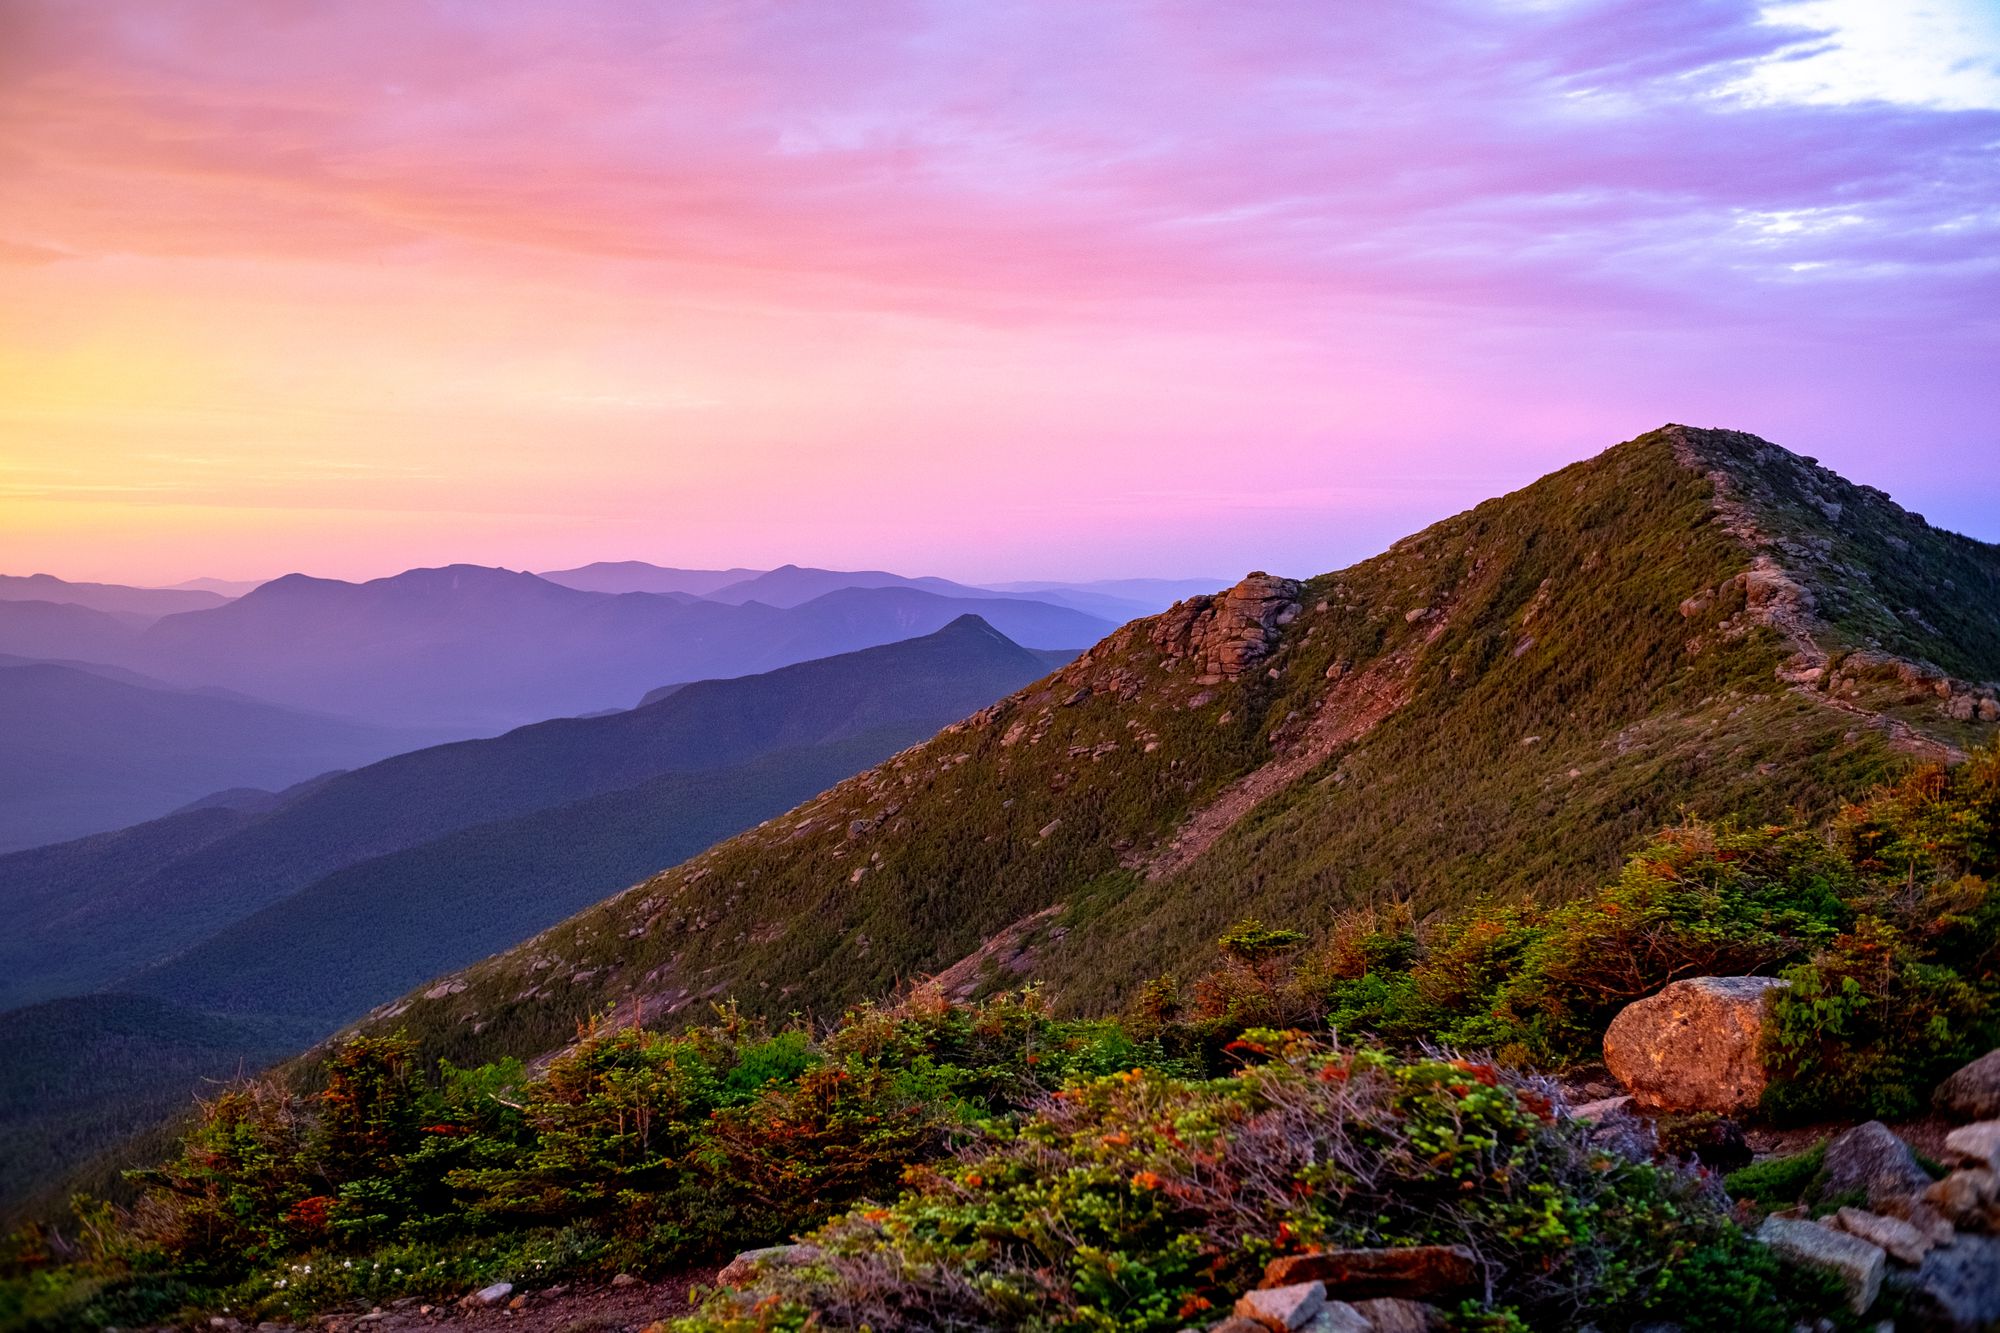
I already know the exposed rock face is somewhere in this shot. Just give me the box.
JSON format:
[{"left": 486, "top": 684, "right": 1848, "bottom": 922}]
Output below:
[
  {"left": 1151, "top": 572, "right": 1301, "bottom": 684},
  {"left": 1822, "top": 1121, "right": 1935, "bottom": 1207},
  {"left": 1261, "top": 1247, "right": 1479, "bottom": 1301},
  {"left": 1936, "top": 1048, "right": 2000, "bottom": 1120},
  {"left": 1602, "top": 976, "right": 1788, "bottom": 1112},
  {"left": 1756, "top": 1216, "right": 1885, "bottom": 1314}
]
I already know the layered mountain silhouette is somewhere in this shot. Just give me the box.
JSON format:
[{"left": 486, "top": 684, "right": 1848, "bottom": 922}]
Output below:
[
  {"left": 0, "top": 618, "right": 1072, "bottom": 1208},
  {"left": 0, "top": 566, "right": 1111, "bottom": 731},
  {"left": 0, "top": 573, "right": 230, "bottom": 620},
  {"left": 347, "top": 427, "right": 2000, "bottom": 1073},
  {"left": 0, "top": 660, "right": 437, "bottom": 852}
]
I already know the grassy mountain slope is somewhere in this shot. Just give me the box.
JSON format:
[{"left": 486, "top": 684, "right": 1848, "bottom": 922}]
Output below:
[
  {"left": 0, "top": 615, "right": 1066, "bottom": 1011},
  {"left": 354, "top": 426, "right": 2000, "bottom": 1069}
]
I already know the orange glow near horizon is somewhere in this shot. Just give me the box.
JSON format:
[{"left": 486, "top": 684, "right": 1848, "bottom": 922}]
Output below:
[{"left": 3, "top": 1, "right": 1996, "bottom": 586}]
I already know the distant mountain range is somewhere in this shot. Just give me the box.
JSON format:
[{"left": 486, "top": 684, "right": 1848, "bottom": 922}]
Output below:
[
  {"left": 0, "top": 658, "right": 440, "bottom": 852},
  {"left": 0, "top": 573, "right": 229, "bottom": 620},
  {"left": 0, "top": 617, "right": 1069, "bottom": 1209},
  {"left": 0, "top": 565, "right": 1116, "bottom": 732}
]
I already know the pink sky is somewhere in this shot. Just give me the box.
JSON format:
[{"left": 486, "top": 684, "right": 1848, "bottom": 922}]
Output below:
[{"left": 2, "top": 0, "right": 1996, "bottom": 585}]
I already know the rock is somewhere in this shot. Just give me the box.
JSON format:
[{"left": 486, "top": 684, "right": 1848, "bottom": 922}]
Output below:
[
  {"left": 1937, "top": 1050, "right": 2000, "bottom": 1120},
  {"left": 1208, "top": 1320, "right": 1269, "bottom": 1333},
  {"left": 1832, "top": 1207, "right": 1933, "bottom": 1264},
  {"left": 609, "top": 1272, "right": 639, "bottom": 1288},
  {"left": 1925, "top": 1168, "right": 1999, "bottom": 1224},
  {"left": 1822, "top": 1121, "right": 1934, "bottom": 1207},
  {"left": 1602, "top": 976, "right": 1789, "bottom": 1113},
  {"left": 1262, "top": 1247, "right": 1478, "bottom": 1301},
  {"left": 1150, "top": 573, "right": 1302, "bottom": 684},
  {"left": 461, "top": 1283, "right": 512, "bottom": 1308},
  {"left": 506, "top": 1295, "right": 530, "bottom": 1310},
  {"left": 717, "top": 1243, "right": 820, "bottom": 1288},
  {"left": 1298, "top": 1304, "right": 1371, "bottom": 1333},
  {"left": 1349, "top": 1299, "right": 1445, "bottom": 1332},
  {"left": 1874, "top": 1194, "right": 1959, "bottom": 1246},
  {"left": 1942, "top": 1119, "right": 2000, "bottom": 1168},
  {"left": 1569, "top": 1095, "right": 1633, "bottom": 1122},
  {"left": 1235, "top": 1281, "right": 1325, "bottom": 1330},
  {"left": 1889, "top": 1234, "right": 2000, "bottom": 1331},
  {"left": 1757, "top": 1216, "right": 1885, "bottom": 1314}
]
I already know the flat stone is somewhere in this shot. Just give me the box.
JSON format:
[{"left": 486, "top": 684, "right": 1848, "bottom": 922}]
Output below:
[
  {"left": 1570, "top": 1095, "right": 1633, "bottom": 1122},
  {"left": 1833, "top": 1207, "right": 1933, "bottom": 1265},
  {"left": 1935, "top": 1049, "right": 2000, "bottom": 1120},
  {"left": 1603, "top": 976, "right": 1788, "bottom": 1113},
  {"left": 1942, "top": 1119, "right": 2000, "bottom": 1168},
  {"left": 1349, "top": 1299, "right": 1444, "bottom": 1332},
  {"left": 1235, "top": 1281, "right": 1325, "bottom": 1330},
  {"left": 1822, "top": 1121, "right": 1933, "bottom": 1206},
  {"left": 1262, "top": 1246, "right": 1478, "bottom": 1300},
  {"left": 1888, "top": 1234, "right": 2000, "bottom": 1332},
  {"left": 1757, "top": 1216, "right": 1885, "bottom": 1314}
]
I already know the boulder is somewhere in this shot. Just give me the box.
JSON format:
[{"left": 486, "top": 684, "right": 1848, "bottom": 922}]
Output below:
[
  {"left": 1942, "top": 1119, "right": 2000, "bottom": 1168},
  {"left": 1936, "top": 1049, "right": 2000, "bottom": 1120},
  {"left": 1888, "top": 1234, "right": 2000, "bottom": 1332},
  {"left": 1925, "top": 1167, "right": 1999, "bottom": 1225},
  {"left": 1235, "top": 1281, "right": 1325, "bottom": 1330},
  {"left": 1602, "top": 976, "right": 1788, "bottom": 1113},
  {"left": 1261, "top": 1246, "right": 1477, "bottom": 1302},
  {"left": 1756, "top": 1216, "right": 1885, "bottom": 1314},
  {"left": 1822, "top": 1121, "right": 1934, "bottom": 1206},
  {"left": 1831, "top": 1207, "right": 1933, "bottom": 1265}
]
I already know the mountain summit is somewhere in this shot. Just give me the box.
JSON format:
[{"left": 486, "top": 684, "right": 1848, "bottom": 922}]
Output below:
[{"left": 352, "top": 427, "right": 2000, "bottom": 1067}]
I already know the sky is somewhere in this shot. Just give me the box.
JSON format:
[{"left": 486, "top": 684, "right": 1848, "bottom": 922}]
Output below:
[{"left": 1, "top": 0, "right": 1996, "bottom": 586}]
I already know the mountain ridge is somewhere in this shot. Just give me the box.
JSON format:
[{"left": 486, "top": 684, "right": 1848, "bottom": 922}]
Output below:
[{"left": 338, "top": 425, "right": 2000, "bottom": 1071}]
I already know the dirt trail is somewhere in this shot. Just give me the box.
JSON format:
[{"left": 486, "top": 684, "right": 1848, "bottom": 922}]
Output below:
[{"left": 190, "top": 1272, "right": 717, "bottom": 1333}]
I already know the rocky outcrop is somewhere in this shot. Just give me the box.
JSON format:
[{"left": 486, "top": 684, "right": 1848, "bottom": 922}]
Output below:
[
  {"left": 1602, "top": 976, "right": 1787, "bottom": 1112},
  {"left": 1936, "top": 1048, "right": 2000, "bottom": 1120},
  {"left": 1150, "top": 572, "right": 1301, "bottom": 684}
]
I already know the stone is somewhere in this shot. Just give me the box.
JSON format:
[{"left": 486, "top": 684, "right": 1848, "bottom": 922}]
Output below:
[
  {"left": 1925, "top": 1168, "right": 1999, "bottom": 1223},
  {"left": 609, "top": 1273, "right": 639, "bottom": 1288},
  {"left": 1261, "top": 1246, "right": 1478, "bottom": 1301},
  {"left": 1569, "top": 1095, "right": 1633, "bottom": 1122},
  {"left": 461, "top": 1283, "right": 512, "bottom": 1308},
  {"left": 1149, "top": 573, "right": 1302, "bottom": 684},
  {"left": 1235, "top": 1281, "right": 1325, "bottom": 1330},
  {"left": 1602, "top": 976, "right": 1789, "bottom": 1113},
  {"left": 717, "top": 1243, "right": 820, "bottom": 1288},
  {"left": 1888, "top": 1234, "right": 2000, "bottom": 1332},
  {"left": 1299, "top": 1304, "right": 1372, "bottom": 1333},
  {"left": 1832, "top": 1207, "right": 1933, "bottom": 1265},
  {"left": 1822, "top": 1121, "right": 1934, "bottom": 1207},
  {"left": 1874, "top": 1194, "right": 1959, "bottom": 1246},
  {"left": 1757, "top": 1216, "right": 1885, "bottom": 1314},
  {"left": 1937, "top": 1048, "right": 2000, "bottom": 1120},
  {"left": 1208, "top": 1320, "right": 1268, "bottom": 1333},
  {"left": 1349, "top": 1299, "right": 1445, "bottom": 1332},
  {"left": 1942, "top": 1119, "right": 2000, "bottom": 1168},
  {"left": 506, "top": 1295, "right": 530, "bottom": 1310}
]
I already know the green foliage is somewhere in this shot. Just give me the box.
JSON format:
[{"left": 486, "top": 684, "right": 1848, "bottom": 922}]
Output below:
[
  {"left": 1723, "top": 1144, "right": 1826, "bottom": 1211},
  {"left": 678, "top": 1040, "right": 1810, "bottom": 1333}
]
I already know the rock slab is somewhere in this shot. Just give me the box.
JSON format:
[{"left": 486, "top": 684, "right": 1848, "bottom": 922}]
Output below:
[
  {"left": 1603, "top": 976, "right": 1788, "bottom": 1113},
  {"left": 1757, "top": 1216, "right": 1885, "bottom": 1314},
  {"left": 1261, "top": 1246, "right": 1478, "bottom": 1301}
]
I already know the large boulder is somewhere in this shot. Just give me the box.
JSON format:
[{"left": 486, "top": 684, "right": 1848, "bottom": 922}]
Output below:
[
  {"left": 1602, "top": 976, "right": 1788, "bottom": 1113},
  {"left": 1935, "top": 1049, "right": 2000, "bottom": 1120},
  {"left": 1888, "top": 1234, "right": 2000, "bottom": 1332},
  {"left": 1821, "top": 1121, "right": 1934, "bottom": 1207}
]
